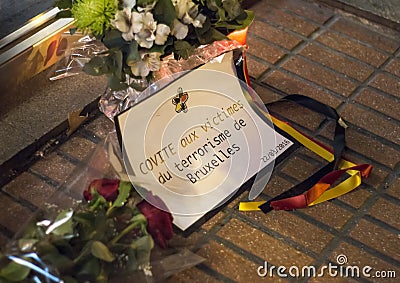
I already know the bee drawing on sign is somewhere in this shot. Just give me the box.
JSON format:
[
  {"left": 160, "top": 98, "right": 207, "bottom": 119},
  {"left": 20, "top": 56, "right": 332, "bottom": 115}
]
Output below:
[{"left": 172, "top": 87, "right": 189, "bottom": 113}]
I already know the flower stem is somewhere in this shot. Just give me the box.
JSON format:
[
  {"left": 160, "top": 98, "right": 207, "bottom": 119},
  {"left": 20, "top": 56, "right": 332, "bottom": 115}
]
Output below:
[{"left": 109, "top": 221, "right": 140, "bottom": 245}]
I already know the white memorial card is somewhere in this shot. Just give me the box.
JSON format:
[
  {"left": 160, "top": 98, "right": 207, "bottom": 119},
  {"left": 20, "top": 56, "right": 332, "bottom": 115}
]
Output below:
[{"left": 115, "top": 51, "right": 293, "bottom": 230}]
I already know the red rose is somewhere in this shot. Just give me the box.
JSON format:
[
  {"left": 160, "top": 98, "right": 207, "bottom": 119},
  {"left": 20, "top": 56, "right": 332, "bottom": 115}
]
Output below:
[
  {"left": 84, "top": 179, "right": 120, "bottom": 202},
  {"left": 137, "top": 195, "right": 173, "bottom": 249}
]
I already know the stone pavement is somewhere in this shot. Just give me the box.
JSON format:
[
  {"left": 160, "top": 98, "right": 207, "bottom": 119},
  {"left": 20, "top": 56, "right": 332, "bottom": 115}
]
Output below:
[{"left": 0, "top": 0, "right": 399, "bottom": 282}]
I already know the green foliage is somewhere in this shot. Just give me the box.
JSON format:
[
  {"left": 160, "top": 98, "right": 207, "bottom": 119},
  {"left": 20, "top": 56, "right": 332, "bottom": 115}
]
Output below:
[
  {"left": 174, "top": 40, "right": 196, "bottom": 59},
  {"left": 0, "top": 261, "right": 30, "bottom": 282},
  {"left": 153, "top": 0, "right": 176, "bottom": 26},
  {"left": 0, "top": 181, "right": 152, "bottom": 281},
  {"left": 54, "top": 0, "right": 253, "bottom": 90}
]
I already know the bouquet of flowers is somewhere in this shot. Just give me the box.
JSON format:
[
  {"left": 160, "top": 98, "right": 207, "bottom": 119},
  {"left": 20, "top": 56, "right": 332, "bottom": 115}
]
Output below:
[
  {"left": 0, "top": 133, "right": 204, "bottom": 282},
  {"left": 54, "top": 0, "right": 253, "bottom": 90}
]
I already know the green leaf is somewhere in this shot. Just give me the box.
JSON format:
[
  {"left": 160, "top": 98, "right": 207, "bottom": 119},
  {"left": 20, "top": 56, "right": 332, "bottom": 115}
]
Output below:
[
  {"left": 74, "top": 212, "right": 96, "bottom": 227},
  {"left": 195, "top": 17, "right": 212, "bottom": 36},
  {"left": 102, "top": 30, "right": 127, "bottom": 50},
  {"left": 215, "top": 10, "right": 254, "bottom": 30},
  {"left": 153, "top": 0, "right": 176, "bottom": 26},
  {"left": 91, "top": 241, "right": 115, "bottom": 262},
  {"left": 196, "top": 27, "right": 227, "bottom": 45},
  {"left": 206, "top": 0, "right": 222, "bottom": 11},
  {"left": 77, "top": 257, "right": 100, "bottom": 282},
  {"left": 238, "top": 10, "right": 255, "bottom": 26},
  {"left": 54, "top": 0, "right": 72, "bottom": 9},
  {"left": 150, "top": 37, "right": 173, "bottom": 55},
  {"left": 222, "top": 0, "right": 243, "bottom": 20},
  {"left": 83, "top": 56, "right": 108, "bottom": 76},
  {"left": 41, "top": 252, "right": 74, "bottom": 273},
  {"left": 137, "top": 0, "right": 157, "bottom": 7},
  {"left": 126, "top": 41, "right": 140, "bottom": 66},
  {"left": 17, "top": 239, "right": 38, "bottom": 252},
  {"left": 107, "top": 74, "right": 128, "bottom": 91},
  {"left": 55, "top": 10, "right": 72, "bottom": 19},
  {"left": 46, "top": 210, "right": 73, "bottom": 236},
  {"left": 0, "top": 260, "right": 30, "bottom": 282},
  {"left": 112, "top": 181, "right": 132, "bottom": 208},
  {"left": 35, "top": 241, "right": 58, "bottom": 256},
  {"left": 174, "top": 40, "right": 195, "bottom": 60}
]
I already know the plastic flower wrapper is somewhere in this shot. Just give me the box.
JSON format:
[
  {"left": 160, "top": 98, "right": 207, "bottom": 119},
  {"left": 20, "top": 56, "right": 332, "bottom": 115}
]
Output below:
[
  {"left": 49, "top": 34, "right": 108, "bottom": 81},
  {"left": 0, "top": 132, "right": 204, "bottom": 282}
]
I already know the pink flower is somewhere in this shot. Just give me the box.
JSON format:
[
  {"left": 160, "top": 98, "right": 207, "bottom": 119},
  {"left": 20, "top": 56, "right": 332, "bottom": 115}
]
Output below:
[
  {"left": 137, "top": 195, "right": 173, "bottom": 249},
  {"left": 83, "top": 179, "right": 120, "bottom": 202}
]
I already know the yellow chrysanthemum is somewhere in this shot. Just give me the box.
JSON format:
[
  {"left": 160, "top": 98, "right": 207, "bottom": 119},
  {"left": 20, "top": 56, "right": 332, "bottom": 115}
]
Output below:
[{"left": 71, "top": 0, "right": 117, "bottom": 36}]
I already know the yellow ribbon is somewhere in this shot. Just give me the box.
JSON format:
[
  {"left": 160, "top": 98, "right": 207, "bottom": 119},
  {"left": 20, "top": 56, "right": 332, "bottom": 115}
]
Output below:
[{"left": 239, "top": 112, "right": 362, "bottom": 211}]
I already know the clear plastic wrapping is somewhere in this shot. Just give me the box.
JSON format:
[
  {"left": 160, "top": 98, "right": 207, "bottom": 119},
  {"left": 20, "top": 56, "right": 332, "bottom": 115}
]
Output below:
[
  {"left": 0, "top": 132, "right": 204, "bottom": 282},
  {"left": 49, "top": 34, "right": 244, "bottom": 120}
]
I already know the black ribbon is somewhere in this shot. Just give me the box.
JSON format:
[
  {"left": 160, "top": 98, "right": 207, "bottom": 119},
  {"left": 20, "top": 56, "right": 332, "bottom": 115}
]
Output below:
[{"left": 259, "top": 94, "right": 346, "bottom": 213}]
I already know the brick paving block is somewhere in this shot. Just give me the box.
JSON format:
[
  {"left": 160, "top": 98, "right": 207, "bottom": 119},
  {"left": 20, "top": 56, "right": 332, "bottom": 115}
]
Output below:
[
  {"left": 263, "top": 70, "right": 343, "bottom": 108},
  {"left": 368, "top": 199, "right": 400, "bottom": 230},
  {"left": 264, "top": 0, "right": 334, "bottom": 24},
  {"left": 2, "top": 172, "right": 56, "bottom": 208},
  {"left": 331, "top": 18, "right": 400, "bottom": 54},
  {"left": 281, "top": 156, "right": 321, "bottom": 182},
  {"left": 340, "top": 103, "right": 400, "bottom": 146},
  {"left": 332, "top": 242, "right": 399, "bottom": 282},
  {"left": 282, "top": 57, "right": 358, "bottom": 97},
  {"left": 167, "top": 232, "right": 203, "bottom": 251},
  {"left": 336, "top": 187, "right": 371, "bottom": 209},
  {"left": 338, "top": 151, "right": 390, "bottom": 190},
  {"left": 296, "top": 147, "right": 330, "bottom": 164},
  {"left": 167, "top": 267, "right": 223, "bottom": 283},
  {"left": 58, "top": 135, "right": 97, "bottom": 161},
  {"left": 246, "top": 56, "right": 270, "bottom": 80},
  {"left": 316, "top": 31, "right": 388, "bottom": 67},
  {"left": 349, "top": 219, "right": 400, "bottom": 262},
  {"left": 268, "top": 100, "right": 325, "bottom": 131},
  {"left": 228, "top": 191, "right": 248, "bottom": 210},
  {"left": 386, "top": 177, "right": 400, "bottom": 199},
  {"left": 217, "top": 218, "right": 313, "bottom": 267},
  {"left": 344, "top": 128, "right": 400, "bottom": 169},
  {"left": 254, "top": 3, "right": 319, "bottom": 36},
  {"left": 83, "top": 114, "right": 115, "bottom": 140},
  {"left": 370, "top": 73, "right": 400, "bottom": 98},
  {"left": 356, "top": 88, "right": 400, "bottom": 121},
  {"left": 301, "top": 202, "right": 353, "bottom": 231},
  {"left": 385, "top": 58, "right": 400, "bottom": 78},
  {"left": 201, "top": 211, "right": 225, "bottom": 231},
  {"left": 300, "top": 43, "right": 374, "bottom": 82},
  {"left": 308, "top": 274, "right": 359, "bottom": 282},
  {"left": 247, "top": 36, "right": 286, "bottom": 64},
  {"left": 261, "top": 175, "right": 294, "bottom": 198},
  {"left": 243, "top": 210, "right": 334, "bottom": 253},
  {"left": 253, "top": 85, "right": 282, "bottom": 104},
  {"left": 197, "top": 241, "right": 264, "bottom": 282},
  {"left": 0, "top": 193, "right": 32, "bottom": 234},
  {"left": 30, "top": 152, "right": 76, "bottom": 184},
  {"left": 249, "top": 20, "right": 303, "bottom": 50}
]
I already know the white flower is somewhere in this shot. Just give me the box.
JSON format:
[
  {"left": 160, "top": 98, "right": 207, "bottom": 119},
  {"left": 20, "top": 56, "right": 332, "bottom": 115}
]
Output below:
[
  {"left": 172, "top": 0, "right": 205, "bottom": 28},
  {"left": 131, "top": 12, "right": 157, "bottom": 48},
  {"left": 112, "top": 8, "right": 132, "bottom": 34},
  {"left": 129, "top": 52, "right": 162, "bottom": 77},
  {"left": 155, "top": 24, "right": 171, "bottom": 45},
  {"left": 137, "top": 0, "right": 157, "bottom": 12},
  {"left": 192, "top": 13, "right": 206, "bottom": 28},
  {"left": 171, "top": 19, "right": 188, "bottom": 40},
  {"left": 122, "top": 0, "right": 136, "bottom": 8},
  {"left": 173, "top": 0, "right": 197, "bottom": 20}
]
